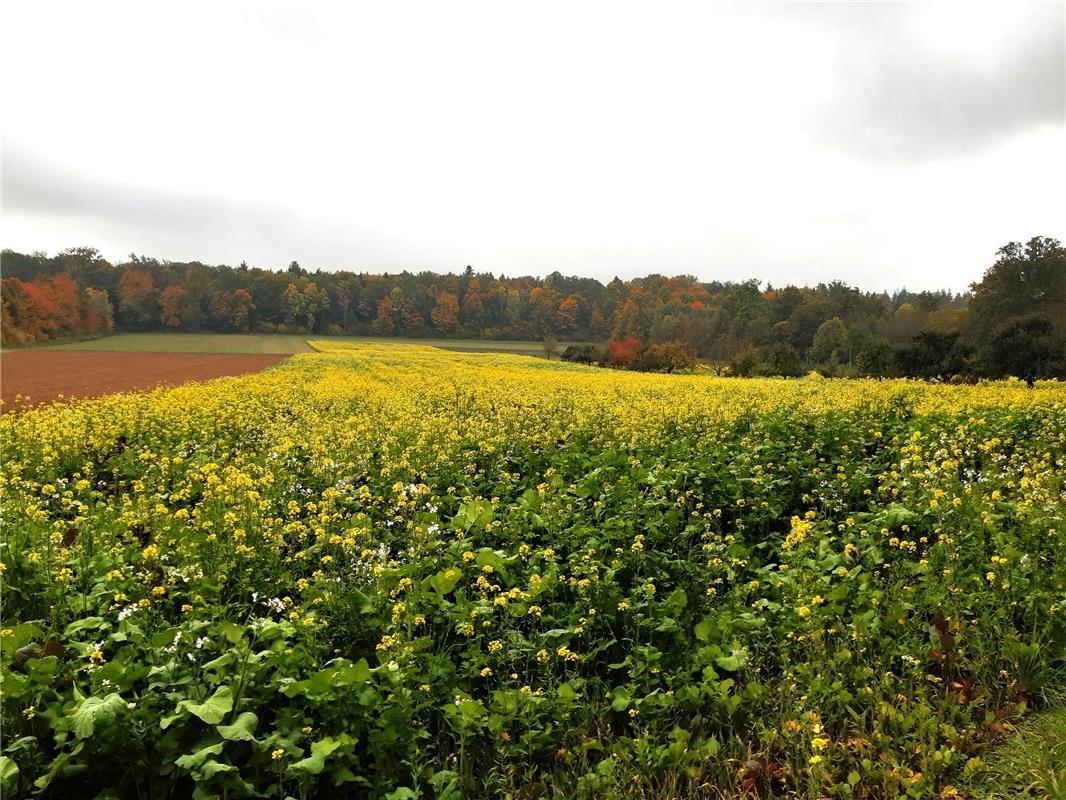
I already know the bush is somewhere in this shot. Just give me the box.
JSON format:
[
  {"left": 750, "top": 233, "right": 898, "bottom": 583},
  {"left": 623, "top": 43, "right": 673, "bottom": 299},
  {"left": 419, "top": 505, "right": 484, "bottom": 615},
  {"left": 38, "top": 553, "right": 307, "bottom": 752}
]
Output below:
[{"left": 633, "top": 340, "right": 697, "bottom": 373}]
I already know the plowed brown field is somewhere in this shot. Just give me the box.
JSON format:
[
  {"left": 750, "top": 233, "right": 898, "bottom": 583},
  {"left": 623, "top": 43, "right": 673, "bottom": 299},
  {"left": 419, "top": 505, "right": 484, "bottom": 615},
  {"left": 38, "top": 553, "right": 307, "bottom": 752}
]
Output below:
[{"left": 0, "top": 351, "right": 289, "bottom": 411}]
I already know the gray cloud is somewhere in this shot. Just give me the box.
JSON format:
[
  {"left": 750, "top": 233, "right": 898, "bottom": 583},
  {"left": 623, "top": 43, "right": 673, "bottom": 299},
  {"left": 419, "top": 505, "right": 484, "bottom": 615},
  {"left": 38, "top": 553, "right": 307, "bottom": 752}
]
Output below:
[
  {"left": 801, "top": 3, "right": 1065, "bottom": 162},
  {"left": 2, "top": 145, "right": 420, "bottom": 269},
  {"left": 2, "top": 3, "right": 1063, "bottom": 291}
]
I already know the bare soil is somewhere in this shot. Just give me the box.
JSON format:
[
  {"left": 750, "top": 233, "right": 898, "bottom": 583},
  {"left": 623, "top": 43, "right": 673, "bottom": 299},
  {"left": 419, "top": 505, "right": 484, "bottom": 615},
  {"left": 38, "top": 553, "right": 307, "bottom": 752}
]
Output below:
[{"left": 0, "top": 351, "right": 289, "bottom": 412}]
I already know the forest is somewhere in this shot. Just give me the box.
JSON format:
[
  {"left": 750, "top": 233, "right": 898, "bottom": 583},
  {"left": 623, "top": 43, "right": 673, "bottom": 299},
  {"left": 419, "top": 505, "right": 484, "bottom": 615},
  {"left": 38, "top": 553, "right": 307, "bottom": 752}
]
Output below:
[{"left": 2, "top": 236, "right": 1063, "bottom": 381}]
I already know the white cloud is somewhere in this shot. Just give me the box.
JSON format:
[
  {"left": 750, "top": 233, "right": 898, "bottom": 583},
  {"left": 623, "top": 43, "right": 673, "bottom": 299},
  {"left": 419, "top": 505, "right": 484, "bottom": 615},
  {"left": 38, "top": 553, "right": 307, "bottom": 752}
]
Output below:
[{"left": 2, "top": 1, "right": 1063, "bottom": 291}]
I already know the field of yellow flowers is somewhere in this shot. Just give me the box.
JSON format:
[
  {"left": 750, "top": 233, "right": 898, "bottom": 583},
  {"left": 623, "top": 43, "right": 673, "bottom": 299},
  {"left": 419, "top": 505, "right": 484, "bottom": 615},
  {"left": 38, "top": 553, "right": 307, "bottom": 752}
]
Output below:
[{"left": 2, "top": 342, "right": 1064, "bottom": 799}]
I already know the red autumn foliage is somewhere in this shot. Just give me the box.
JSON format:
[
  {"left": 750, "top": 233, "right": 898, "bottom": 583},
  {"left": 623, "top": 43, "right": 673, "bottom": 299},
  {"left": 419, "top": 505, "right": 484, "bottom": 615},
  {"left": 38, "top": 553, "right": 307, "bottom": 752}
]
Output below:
[
  {"left": 1, "top": 275, "right": 114, "bottom": 346},
  {"left": 606, "top": 336, "right": 642, "bottom": 366}
]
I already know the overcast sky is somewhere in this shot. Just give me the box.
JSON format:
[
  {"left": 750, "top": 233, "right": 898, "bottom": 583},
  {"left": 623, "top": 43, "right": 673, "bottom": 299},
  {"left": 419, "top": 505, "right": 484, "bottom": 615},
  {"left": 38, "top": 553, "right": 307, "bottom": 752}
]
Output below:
[{"left": 2, "top": 1, "right": 1064, "bottom": 291}]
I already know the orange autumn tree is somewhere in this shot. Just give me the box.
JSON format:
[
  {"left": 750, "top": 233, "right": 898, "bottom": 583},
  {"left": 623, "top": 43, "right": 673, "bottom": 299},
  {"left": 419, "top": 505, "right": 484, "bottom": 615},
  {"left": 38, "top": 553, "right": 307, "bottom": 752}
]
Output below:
[
  {"left": 0, "top": 275, "right": 113, "bottom": 345},
  {"left": 431, "top": 291, "right": 460, "bottom": 332}
]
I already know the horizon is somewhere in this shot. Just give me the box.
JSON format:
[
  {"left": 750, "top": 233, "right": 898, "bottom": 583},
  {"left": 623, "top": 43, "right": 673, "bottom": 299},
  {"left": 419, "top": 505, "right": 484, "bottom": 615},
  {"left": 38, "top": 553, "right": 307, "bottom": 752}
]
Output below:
[
  {"left": 3, "top": 1, "right": 1064, "bottom": 293},
  {"left": 3, "top": 244, "right": 973, "bottom": 299}
]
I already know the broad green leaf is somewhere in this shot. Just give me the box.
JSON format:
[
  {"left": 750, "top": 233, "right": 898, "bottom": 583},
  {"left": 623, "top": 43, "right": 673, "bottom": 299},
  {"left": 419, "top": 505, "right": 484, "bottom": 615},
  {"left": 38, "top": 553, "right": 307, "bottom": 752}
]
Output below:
[
  {"left": 217, "top": 712, "right": 258, "bottom": 741},
  {"left": 175, "top": 742, "right": 223, "bottom": 770},
  {"left": 175, "top": 743, "right": 232, "bottom": 779},
  {"left": 715, "top": 655, "right": 741, "bottom": 672},
  {"left": 694, "top": 618, "right": 714, "bottom": 643},
  {"left": 456, "top": 700, "right": 485, "bottom": 720},
  {"left": 215, "top": 621, "right": 244, "bottom": 644},
  {"left": 64, "top": 617, "right": 107, "bottom": 636},
  {"left": 665, "top": 587, "right": 687, "bottom": 611},
  {"left": 429, "top": 569, "right": 459, "bottom": 595},
  {"left": 71, "top": 693, "right": 127, "bottom": 739},
  {"left": 520, "top": 488, "right": 541, "bottom": 511},
  {"left": 290, "top": 735, "right": 349, "bottom": 775},
  {"left": 0, "top": 756, "right": 19, "bottom": 788},
  {"left": 176, "top": 686, "right": 234, "bottom": 725}
]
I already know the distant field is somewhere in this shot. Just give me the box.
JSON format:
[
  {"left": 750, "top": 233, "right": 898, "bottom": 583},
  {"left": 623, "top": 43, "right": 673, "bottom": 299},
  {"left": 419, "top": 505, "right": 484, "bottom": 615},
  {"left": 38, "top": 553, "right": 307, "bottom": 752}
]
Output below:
[
  {"left": 0, "top": 351, "right": 289, "bottom": 410},
  {"left": 318, "top": 336, "right": 591, "bottom": 355},
  {"left": 49, "top": 333, "right": 315, "bottom": 354},
  {"left": 44, "top": 333, "right": 587, "bottom": 356}
]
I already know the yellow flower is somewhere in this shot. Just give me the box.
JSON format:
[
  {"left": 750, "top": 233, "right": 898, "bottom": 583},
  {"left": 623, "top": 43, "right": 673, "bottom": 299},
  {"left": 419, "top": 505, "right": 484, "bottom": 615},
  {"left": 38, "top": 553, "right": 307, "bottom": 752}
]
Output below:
[{"left": 271, "top": 749, "right": 285, "bottom": 761}]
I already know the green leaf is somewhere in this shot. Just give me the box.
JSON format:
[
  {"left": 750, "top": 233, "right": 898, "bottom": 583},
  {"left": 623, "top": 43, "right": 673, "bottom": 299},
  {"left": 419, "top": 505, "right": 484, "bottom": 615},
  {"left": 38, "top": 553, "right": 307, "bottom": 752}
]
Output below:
[
  {"left": 429, "top": 569, "right": 459, "bottom": 595},
  {"left": 290, "top": 735, "right": 349, "bottom": 775},
  {"left": 520, "top": 488, "right": 541, "bottom": 511},
  {"left": 429, "top": 769, "right": 461, "bottom": 800},
  {"left": 175, "top": 742, "right": 233, "bottom": 780},
  {"left": 456, "top": 700, "right": 486, "bottom": 720},
  {"left": 715, "top": 655, "right": 741, "bottom": 672},
  {"left": 25, "top": 656, "right": 60, "bottom": 684},
  {"left": 282, "top": 659, "right": 372, "bottom": 700},
  {"left": 0, "top": 756, "right": 19, "bottom": 789},
  {"left": 33, "top": 744, "right": 83, "bottom": 791},
  {"left": 217, "top": 712, "right": 258, "bottom": 742},
  {"left": 452, "top": 500, "right": 493, "bottom": 531},
  {"left": 176, "top": 686, "right": 233, "bottom": 725},
  {"left": 596, "top": 757, "right": 616, "bottom": 777},
  {"left": 216, "top": 621, "right": 244, "bottom": 644},
  {"left": 610, "top": 687, "right": 631, "bottom": 711},
  {"left": 71, "top": 693, "right": 127, "bottom": 739},
  {"left": 64, "top": 616, "right": 107, "bottom": 636},
  {"left": 175, "top": 742, "right": 223, "bottom": 769},
  {"left": 694, "top": 618, "right": 714, "bottom": 643},
  {"left": 1, "top": 623, "right": 43, "bottom": 661},
  {"left": 665, "top": 587, "right": 687, "bottom": 612}
]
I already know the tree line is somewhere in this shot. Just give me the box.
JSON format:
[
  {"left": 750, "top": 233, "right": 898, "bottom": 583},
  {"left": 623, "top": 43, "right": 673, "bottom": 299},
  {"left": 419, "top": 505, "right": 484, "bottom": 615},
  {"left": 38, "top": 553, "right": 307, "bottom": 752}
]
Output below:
[{"left": 2, "top": 236, "right": 1063, "bottom": 381}]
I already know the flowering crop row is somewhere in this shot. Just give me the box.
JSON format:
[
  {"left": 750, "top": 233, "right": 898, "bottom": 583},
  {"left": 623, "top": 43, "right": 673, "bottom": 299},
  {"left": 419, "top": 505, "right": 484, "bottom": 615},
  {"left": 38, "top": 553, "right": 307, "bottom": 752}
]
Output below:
[{"left": 1, "top": 343, "right": 1064, "bottom": 798}]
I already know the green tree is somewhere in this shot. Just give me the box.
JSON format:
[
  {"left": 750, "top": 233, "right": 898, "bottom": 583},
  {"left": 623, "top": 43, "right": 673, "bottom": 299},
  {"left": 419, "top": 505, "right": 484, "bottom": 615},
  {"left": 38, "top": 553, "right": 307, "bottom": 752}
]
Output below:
[
  {"left": 543, "top": 335, "right": 559, "bottom": 359},
  {"left": 757, "top": 342, "right": 803, "bottom": 376},
  {"left": 896, "top": 330, "right": 971, "bottom": 379},
  {"left": 970, "top": 236, "right": 1065, "bottom": 334},
  {"left": 282, "top": 278, "right": 328, "bottom": 331},
  {"left": 979, "top": 316, "right": 1064, "bottom": 386},
  {"left": 811, "top": 317, "right": 849, "bottom": 364}
]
